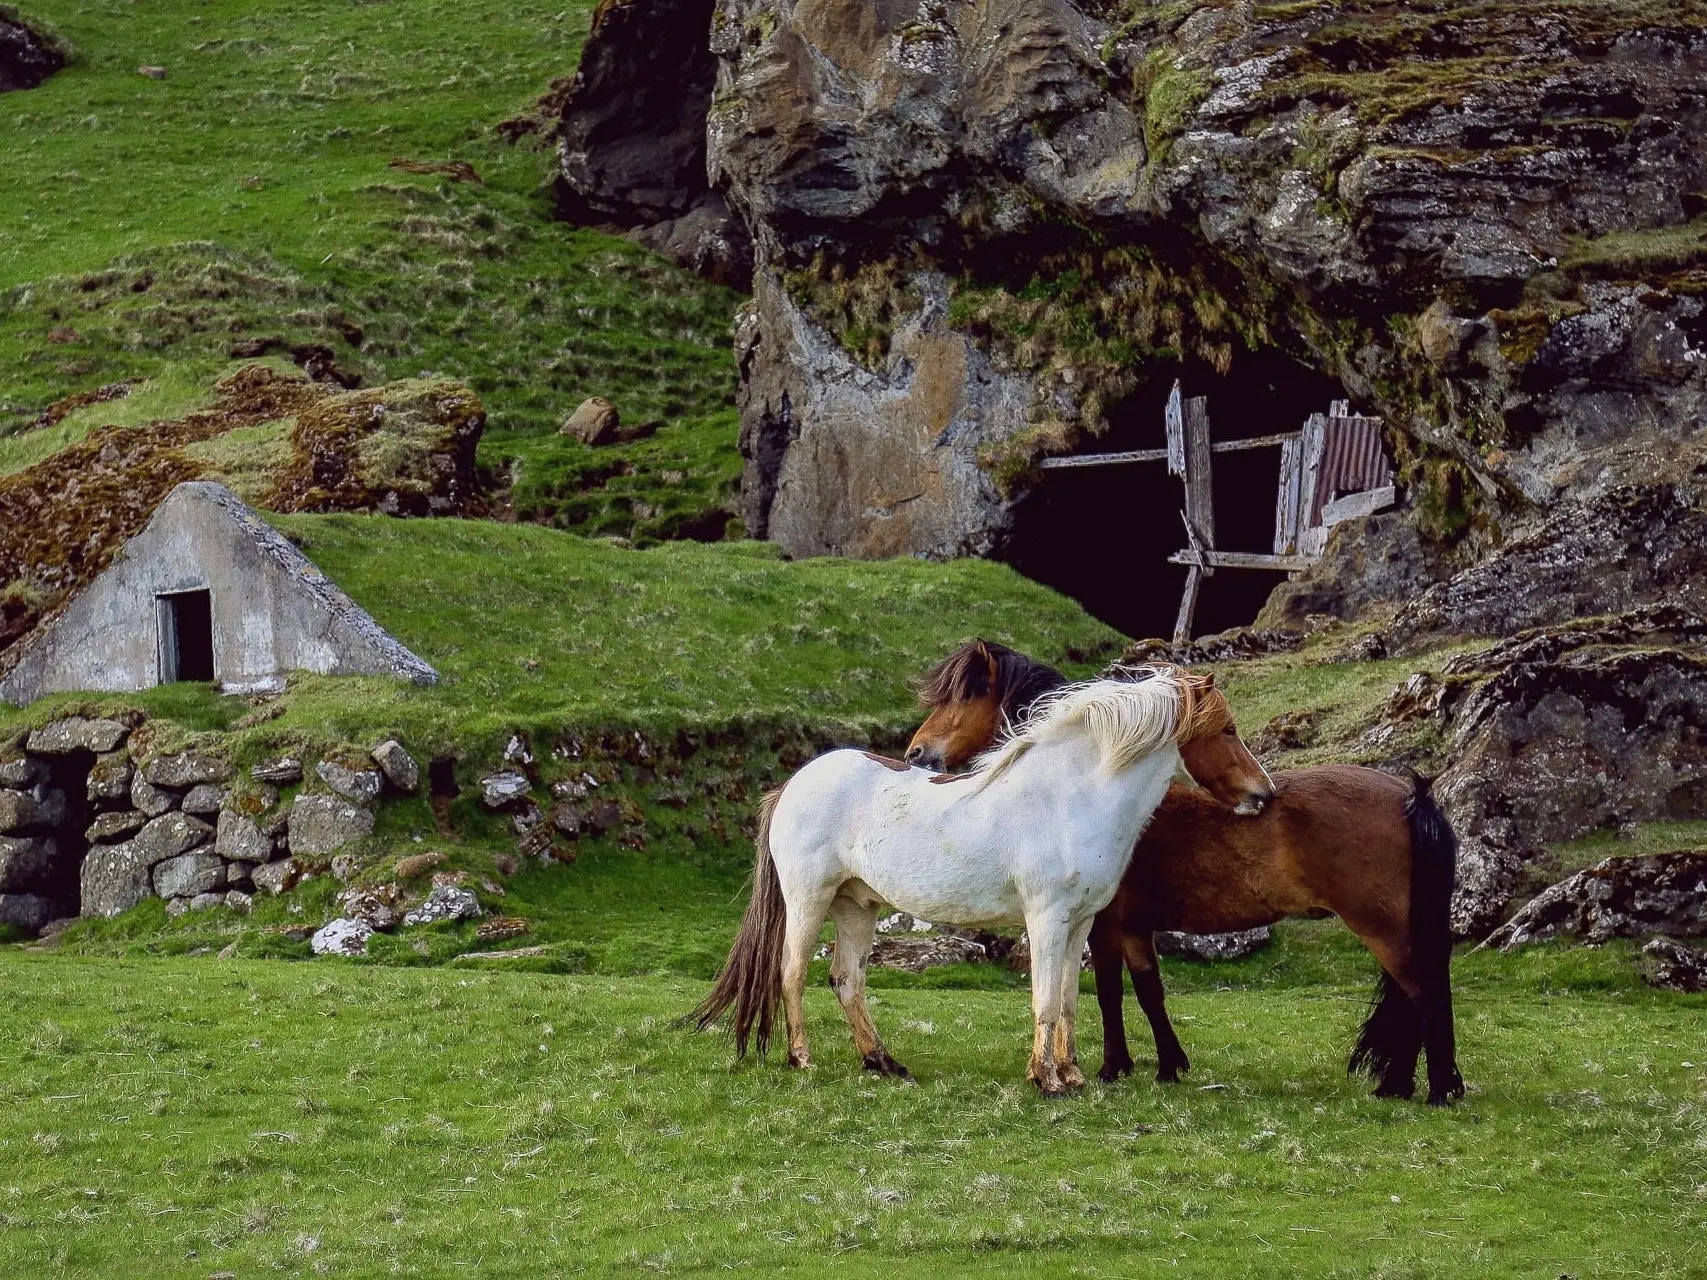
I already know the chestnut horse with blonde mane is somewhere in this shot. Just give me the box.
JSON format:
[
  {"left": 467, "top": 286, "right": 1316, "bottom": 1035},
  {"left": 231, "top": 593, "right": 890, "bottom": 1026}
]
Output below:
[
  {"left": 691, "top": 668, "right": 1272, "bottom": 1095},
  {"left": 908, "top": 640, "right": 1465, "bottom": 1106}
]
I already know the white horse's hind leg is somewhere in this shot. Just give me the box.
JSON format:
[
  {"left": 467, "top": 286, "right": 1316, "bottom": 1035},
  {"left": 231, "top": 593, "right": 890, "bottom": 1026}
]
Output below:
[
  {"left": 782, "top": 893, "right": 834, "bottom": 1069},
  {"left": 827, "top": 896, "right": 908, "bottom": 1078},
  {"left": 1053, "top": 916, "right": 1096, "bottom": 1090},
  {"left": 1024, "top": 913, "right": 1074, "bottom": 1095}
]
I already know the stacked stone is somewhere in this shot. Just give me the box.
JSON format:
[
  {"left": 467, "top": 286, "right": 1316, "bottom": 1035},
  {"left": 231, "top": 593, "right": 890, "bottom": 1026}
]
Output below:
[{"left": 0, "top": 717, "right": 121, "bottom": 933}]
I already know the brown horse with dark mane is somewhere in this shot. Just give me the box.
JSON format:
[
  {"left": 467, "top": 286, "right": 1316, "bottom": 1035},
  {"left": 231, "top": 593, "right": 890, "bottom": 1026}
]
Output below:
[{"left": 908, "top": 640, "right": 1465, "bottom": 1106}]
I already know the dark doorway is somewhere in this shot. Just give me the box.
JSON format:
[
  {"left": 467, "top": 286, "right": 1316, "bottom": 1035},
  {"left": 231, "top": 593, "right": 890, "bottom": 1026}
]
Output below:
[
  {"left": 158, "top": 589, "right": 215, "bottom": 683},
  {"left": 1001, "top": 352, "right": 1343, "bottom": 641}
]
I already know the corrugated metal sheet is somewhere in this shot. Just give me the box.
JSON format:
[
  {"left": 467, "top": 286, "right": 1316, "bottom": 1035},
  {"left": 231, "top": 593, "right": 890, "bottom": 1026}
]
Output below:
[{"left": 1311, "top": 416, "right": 1391, "bottom": 526}]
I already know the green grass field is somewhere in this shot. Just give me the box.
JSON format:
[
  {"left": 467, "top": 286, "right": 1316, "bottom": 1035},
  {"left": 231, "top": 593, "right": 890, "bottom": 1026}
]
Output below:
[
  {"left": 0, "top": 0, "right": 743, "bottom": 538},
  {"left": 3, "top": 945, "right": 1703, "bottom": 1278}
]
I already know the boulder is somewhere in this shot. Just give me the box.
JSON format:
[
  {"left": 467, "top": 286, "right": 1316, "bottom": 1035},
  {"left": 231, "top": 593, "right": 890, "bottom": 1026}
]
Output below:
[
  {"left": 402, "top": 884, "right": 483, "bottom": 926},
  {"left": 251, "top": 858, "right": 298, "bottom": 896},
  {"left": 26, "top": 717, "right": 128, "bottom": 755},
  {"left": 316, "top": 759, "right": 383, "bottom": 803},
  {"left": 0, "top": 893, "right": 65, "bottom": 934},
  {"left": 560, "top": 397, "right": 621, "bottom": 445},
  {"left": 153, "top": 853, "right": 227, "bottom": 899},
  {"left": 142, "top": 752, "right": 233, "bottom": 788},
  {"left": 0, "top": 755, "right": 43, "bottom": 788},
  {"left": 80, "top": 842, "right": 153, "bottom": 917},
  {"left": 549, "top": 803, "right": 582, "bottom": 836},
  {"left": 86, "top": 752, "right": 134, "bottom": 802},
  {"left": 252, "top": 757, "right": 304, "bottom": 785},
  {"left": 330, "top": 852, "right": 364, "bottom": 882},
  {"left": 370, "top": 740, "right": 419, "bottom": 793},
  {"left": 1485, "top": 853, "right": 1707, "bottom": 951},
  {"left": 131, "top": 774, "right": 177, "bottom": 818},
  {"left": 480, "top": 771, "right": 531, "bottom": 809},
  {"left": 1439, "top": 641, "right": 1707, "bottom": 936},
  {"left": 394, "top": 851, "right": 446, "bottom": 880},
  {"left": 214, "top": 810, "right": 272, "bottom": 863},
  {"left": 335, "top": 884, "right": 404, "bottom": 931},
  {"left": 475, "top": 916, "right": 530, "bottom": 944},
  {"left": 132, "top": 812, "right": 214, "bottom": 865},
  {"left": 866, "top": 932, "right": 992, "bottom": 973},
  {"left": 311, "top": 917, "right": 374, "bottom": 957},
  {"left": 181, "top": 784, "right": 227, "bottom": 815},
  {"left": 1642, "top": 938, "right": 1707, "bottom": 994},
  {"left": 0, "top": 835, "right": 55, "bottom": 892},
  {"left": 225, "top": 890, "right": 253, "bottom": 913},
  {"left": 0, "top": 789, "right": 48, "bottom": 834},
  {"left": 288, "top": 794, "right": 374, "bottom": 859},
  {"left": 1156, "top": 928, "right": 1275, "bottom": 963},
  {"left": 86, "top": 810, "right": 147, "bottom": 844}
]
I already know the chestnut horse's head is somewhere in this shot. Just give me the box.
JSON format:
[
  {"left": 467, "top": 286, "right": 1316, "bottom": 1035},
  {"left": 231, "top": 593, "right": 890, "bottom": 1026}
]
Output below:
[
  {"left": 1163, "top": 665, "right": 1274, "bottom": 816},
  {"left": 906, "top": 639, "right": 1067, "bottom": 772}
]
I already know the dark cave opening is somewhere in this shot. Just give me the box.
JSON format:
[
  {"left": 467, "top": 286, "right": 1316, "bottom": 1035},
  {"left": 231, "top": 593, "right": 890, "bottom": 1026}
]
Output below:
[
  {"left": 41, "top": 749, "right": 95, "bottom": 913},
  {"left": 1001, "top": 352, "right": 1346, "bottom": 642}
]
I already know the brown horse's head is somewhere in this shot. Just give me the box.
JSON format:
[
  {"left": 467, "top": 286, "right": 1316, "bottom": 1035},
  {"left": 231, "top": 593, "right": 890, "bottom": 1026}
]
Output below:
[
  {"left": 905, "top": 639, "right": 1067, "bottom": 772},
  {"left": 1167, "top": 666, "right": 1274, "bottom": 816}
]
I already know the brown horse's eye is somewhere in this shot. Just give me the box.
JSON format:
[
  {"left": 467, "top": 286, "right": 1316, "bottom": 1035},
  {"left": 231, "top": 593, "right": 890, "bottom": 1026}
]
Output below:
[{"left": 1223, "top": 726, "right": 1237, "bottom": 736}]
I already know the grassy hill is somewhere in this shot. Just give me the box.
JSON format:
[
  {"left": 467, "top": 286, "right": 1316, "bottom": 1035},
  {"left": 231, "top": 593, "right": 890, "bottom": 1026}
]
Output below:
[{"left": 0, "top": 0, "right": 741, "bottom": 538}]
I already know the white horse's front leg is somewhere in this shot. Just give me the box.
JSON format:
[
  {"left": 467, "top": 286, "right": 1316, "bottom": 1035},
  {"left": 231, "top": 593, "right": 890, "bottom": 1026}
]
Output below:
[
  {"left": 1052, "top": 915, "right": 1096, "bottom": 1090},
  {"left": 1024, "top": 912, "right": 1075, "bottom": 1096}
]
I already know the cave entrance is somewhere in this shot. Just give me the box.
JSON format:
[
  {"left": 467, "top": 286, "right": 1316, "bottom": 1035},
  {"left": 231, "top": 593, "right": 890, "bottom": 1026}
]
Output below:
[
  {"left": 157, "top": 589, "right": 215, "bottom": 684},
  {"left": 1001, "top": 353, "right": 1354, "bottom": 641}
]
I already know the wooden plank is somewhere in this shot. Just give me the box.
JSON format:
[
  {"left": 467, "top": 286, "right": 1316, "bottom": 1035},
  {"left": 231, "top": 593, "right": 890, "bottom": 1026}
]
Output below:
[
  {"left": 1037, "top": 448, "right": 1171, "bottom": 470},
  {"left": 1297, "top": 410, "right": 1326, "bottom": 530},
  {"left": 1181, "top": 394, "right": 1215, "bottom": 552},
  {"left": 1165, "top": 379, "right": 1185, "bottom": 479},
  {"left": 1273, "top": 435, "right": 1302, "bottom": 556},
  {"left": 1320, "top": 484, "right": 1397, "bottom": 527},
  {"left": 1173, "top": 565, "right": 1202, "bottom": 643},
  {"left": 1169, "top": 550, "right": 1317, "bottom": 572},
  {"left": 1209, "top": 431, "right": 1300, "bottom": 453}
]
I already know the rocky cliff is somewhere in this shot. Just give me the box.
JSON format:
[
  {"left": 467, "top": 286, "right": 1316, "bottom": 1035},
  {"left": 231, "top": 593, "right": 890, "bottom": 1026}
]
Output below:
[
  {"left": 556, "top": 0, "right": 1707, "bottom": 631},
  {"left": 0, "top": 8, "right": 64, "bottom": 92}
]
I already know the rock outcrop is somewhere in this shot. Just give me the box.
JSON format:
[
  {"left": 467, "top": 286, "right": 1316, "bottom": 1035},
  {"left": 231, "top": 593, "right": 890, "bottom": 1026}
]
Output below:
[
  {"left": 555, "top": 0, "right": 1707, "bottom": 604},
  {"left": 1485, "top": 853, "right": 1707, "bottom": 950}
]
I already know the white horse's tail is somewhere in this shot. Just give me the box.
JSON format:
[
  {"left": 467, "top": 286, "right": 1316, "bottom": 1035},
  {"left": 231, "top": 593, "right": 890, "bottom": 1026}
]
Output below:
[{"left": 686, "top": 788, "right": 787, "bottom": 1056}]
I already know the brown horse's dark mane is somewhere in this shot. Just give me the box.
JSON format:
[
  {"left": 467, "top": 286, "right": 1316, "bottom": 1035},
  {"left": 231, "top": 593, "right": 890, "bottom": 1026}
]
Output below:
[{"left": 916, "top": 640, "right": 1068, "bottom": 720}]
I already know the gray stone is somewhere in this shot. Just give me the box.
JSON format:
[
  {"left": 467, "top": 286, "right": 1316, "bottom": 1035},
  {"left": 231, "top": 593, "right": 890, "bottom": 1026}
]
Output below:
[
  {"left": 1643, "top": 938, "right": 1707, "bottom": 993},
  {"left": 142, "top": 752, "right": 233, "bottom": 789},
  {"left": 0, "top": 835, "right": 55, "bottom": 892},
  {"left": 86, "top": 810, "right": 147, "bottom": 844},
  {"left": 165, "top": 896, "right": 191, "bottom": 918},
  {"left": 181, "top": 784, "right": 227, "bottom": 815},
  {"left": 251, "top": 858, "right": 298, "bottom": 896},
  {"left": 288, "top": 794, "right": 374, "bottom": 859},
  {"left": 335, "top": 884, "right": 404, "bottom": 932},
  {"left": 131, "top": 773, "right": 177, "bottom": 817},
  {"left": 0, "top": 755, "right": 43, "bottom": 788},
  {"left": 224, "top": 890, "right": 253, "bottom": 914},
  {"left": 1156, "top": 928, "right": 1274, "bottom": 963},
  {"left": 26, "top": 717, "right": 128, "bottom": 754},
  {"left": 86, "top": 751, "right": 133, "bottom": 802},
  {"left": 330, "top": 852, "right": 363, "bottom": 883},
  {"left": 0, "top": 893, "right": 67, "bottom": 934},
  {"left": 0, "top": 789, "right": 47, "bottom": 834},
  {"left": 1487, "top": 853, "right": 1707, "bottom": 951},
  {"left": 503, "top": 734, "right": 535, "bottom": 767},
  {"left": 561, "top": 396, "right": 621, "bottom": 445},
  {"left": 480, "top": 771, "right": 531, "bottom": 809},
  {"left": 370, "top": 740, "right": 419, "bottom": 793},
  {"left": 153, "top": 852, "right": 227, "bottom": 899},
  {"left": 133, "top": 812, "right": 214, "bottom": 866},
  {"left": 402, "top": 884, "right": 483, "bottom": 926},
  {"left": 252, "top": 756, "right": 304, "bottom": 785},
  {"left": 214, "top": 809, "right": 271, "bottom": 863},
  {"left": 185, "top": 891, "right": 227, "bottom": 913},
  {"left": 80, "top": 842, "right": 153, "bottom": 917},
  {"left": 316, "top": 759, "right": 382, "bottom": 803},
  {"left": 311, "top": 916, "right": 374, "bottom": 957},
  {"left": 0, "top": 482, "right": 438, "bottom": 707}
]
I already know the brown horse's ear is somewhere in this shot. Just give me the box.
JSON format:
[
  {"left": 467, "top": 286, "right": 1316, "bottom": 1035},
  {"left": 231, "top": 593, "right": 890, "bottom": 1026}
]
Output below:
[
  {"left": 1200, "top": 670, "right": 1216, "bottom": 689},
  {"left": 979, "top": 641, "right": 999, "bottom": 684}
]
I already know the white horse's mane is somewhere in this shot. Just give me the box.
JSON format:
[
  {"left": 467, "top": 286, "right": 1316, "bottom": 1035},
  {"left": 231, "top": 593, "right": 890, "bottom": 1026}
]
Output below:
[{"left": 965, "top": 666, "right": 1186, "bottom": 786}]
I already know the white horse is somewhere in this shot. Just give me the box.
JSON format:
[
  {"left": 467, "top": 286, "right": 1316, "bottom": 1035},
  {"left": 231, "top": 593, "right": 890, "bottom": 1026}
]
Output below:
[{"left": 691, "top": 666, "right": 1272, "bottom": 1094}]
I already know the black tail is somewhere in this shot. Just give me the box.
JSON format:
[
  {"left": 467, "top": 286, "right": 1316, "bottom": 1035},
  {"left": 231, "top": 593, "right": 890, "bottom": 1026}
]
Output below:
[
  {"left": 1350, "top": 774, "right": 1460, "bottom": 1092},
  {"left": 685, "top": 789, "right": 787, "bottom": 1057}
]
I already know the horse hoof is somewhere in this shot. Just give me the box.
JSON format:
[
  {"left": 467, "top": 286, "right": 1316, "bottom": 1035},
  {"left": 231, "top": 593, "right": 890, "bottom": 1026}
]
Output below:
[
  {"left": 1156, "top": 1068, "right": 1182, "bottom": 1084},
  {"left": 786, "top": 1052, "right": 812, "bottom": 1070},
  {"left": 862, "top": 1051, "right": 910, "bottom": 1079},
  {"left": 1372, "top": 1081, "right": 1415, "bottom": 1101}
]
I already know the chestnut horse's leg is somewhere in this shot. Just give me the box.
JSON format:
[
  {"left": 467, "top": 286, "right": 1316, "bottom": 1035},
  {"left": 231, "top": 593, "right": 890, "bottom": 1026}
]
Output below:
[
  {"left": 1124, "top": 932, "right": 1191, "bottom": 1084},
  {"left": 827, "top": 896, "right": 908, "bottom": 1077},
  {"left": 1089, "top": 915, "right": 1135, "bottom": 1083}
]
